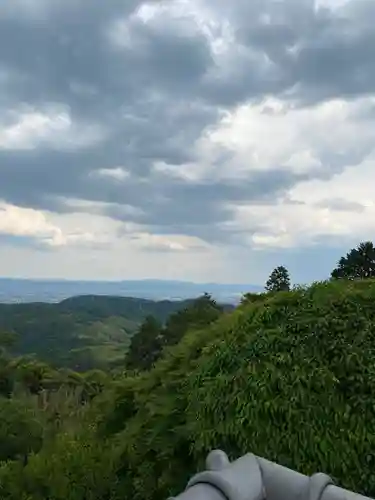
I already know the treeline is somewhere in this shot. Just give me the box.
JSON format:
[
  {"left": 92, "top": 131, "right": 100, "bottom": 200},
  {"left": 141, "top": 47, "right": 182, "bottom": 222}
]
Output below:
[
  {"left": 256, "top": 240, "right": 375, "bottom": 294},
  {"left": 0, "top": 241, "right": 375, "bottom": 499}
]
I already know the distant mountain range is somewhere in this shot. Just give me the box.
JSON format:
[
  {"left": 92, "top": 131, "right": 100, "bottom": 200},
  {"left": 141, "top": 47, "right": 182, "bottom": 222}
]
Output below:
[{"left": 0, "top": 278, "right": 262, "bottom": 304}]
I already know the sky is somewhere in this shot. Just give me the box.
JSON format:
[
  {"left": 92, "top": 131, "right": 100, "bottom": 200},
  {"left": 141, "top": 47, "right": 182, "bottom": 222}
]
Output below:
[{"left": 0, "top": 0, "right": 374, "bottom": 285}]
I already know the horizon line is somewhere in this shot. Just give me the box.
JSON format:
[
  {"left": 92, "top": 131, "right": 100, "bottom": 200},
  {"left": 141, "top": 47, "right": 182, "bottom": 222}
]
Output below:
[{"left": 0, "top": 276, "right": 262, "bottom": 287}]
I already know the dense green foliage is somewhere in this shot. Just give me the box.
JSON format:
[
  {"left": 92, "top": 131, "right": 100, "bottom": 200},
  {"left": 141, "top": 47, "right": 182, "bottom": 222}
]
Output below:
[
  {"left": 0, "top": 398, "right": 43, "bottom": 462},
  {"left": 125, "top": 315, "right": 164, "bottom": 371},
  {"left": 331, "top": 241, "right": 375, "bottom": 280},
  {"left": 126, "top": 293, "right": 224, "bottom": 371},
  {"left": 0, "top": 295, "right": 207, "bottom": 371},
  {"left": 1, "top": 276, "right": 375, "bottom": 499}
]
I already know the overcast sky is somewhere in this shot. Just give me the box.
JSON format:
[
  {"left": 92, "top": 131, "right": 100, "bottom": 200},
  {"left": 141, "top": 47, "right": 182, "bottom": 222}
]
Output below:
[{"left": 0, "top": 0, "right": 374, "bottom": 285}]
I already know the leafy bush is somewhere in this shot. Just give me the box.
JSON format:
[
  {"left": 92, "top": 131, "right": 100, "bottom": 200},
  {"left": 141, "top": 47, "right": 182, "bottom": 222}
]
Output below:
[
  {"left": 0, "top": 429, "right": 117, "bottom": 500},
  {"left": 103, "top": 279, "right": 375, "bottom": 499},
  {"left": 0, "top": 397, "right": 43, "bottom": 463}
]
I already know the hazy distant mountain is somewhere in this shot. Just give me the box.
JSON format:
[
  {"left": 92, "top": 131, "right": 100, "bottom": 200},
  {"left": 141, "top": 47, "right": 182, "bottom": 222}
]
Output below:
[{"left": 0, "top": 278, "right": 262, "bottom": 304}]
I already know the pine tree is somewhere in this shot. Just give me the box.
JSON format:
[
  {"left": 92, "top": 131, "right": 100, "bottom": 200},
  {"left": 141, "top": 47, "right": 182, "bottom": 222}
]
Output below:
[{"left": 265, "top": 266, "right": 291, "bottom": 292}]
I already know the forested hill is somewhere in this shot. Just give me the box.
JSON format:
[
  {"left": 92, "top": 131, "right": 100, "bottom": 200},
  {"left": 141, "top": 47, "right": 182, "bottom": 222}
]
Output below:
[
  {"left": 57, "top": 295, "right": 202, "bottom": 322},
  {"left": 1, "top": 278, "right": 375, "bottom": 499},
  {"left": 2, "top": 243, "right": 375, "bottom": 499},
  {"left": 0, "top": 295, "right": 233, "bottom": 371}
]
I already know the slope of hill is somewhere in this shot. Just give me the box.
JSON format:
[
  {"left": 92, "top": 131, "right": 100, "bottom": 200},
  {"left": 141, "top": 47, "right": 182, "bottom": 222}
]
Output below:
[
  {"left": 1, "top": 279, "right": 375, "bottom": 499},
  {"left": 0, "top": 295, "right": 232, "bottom": 371},
  {"left": 98, "top": 278, "right": 375, "bottom": 499}
]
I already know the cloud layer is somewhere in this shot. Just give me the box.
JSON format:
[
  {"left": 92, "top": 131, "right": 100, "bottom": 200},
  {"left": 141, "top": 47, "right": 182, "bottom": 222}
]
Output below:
[{"left": 0, "top": 0, "right": 375, "bottom": 284}]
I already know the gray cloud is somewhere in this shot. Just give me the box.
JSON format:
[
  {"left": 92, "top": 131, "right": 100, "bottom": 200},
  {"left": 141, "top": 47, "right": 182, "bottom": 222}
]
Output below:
[
  {"left": 315, "top": 198, "right": 366, "bottom": 213},
  {"left": 202, "top": 0, "right": 375, "bottom": 106},
  {"left": 0, "top": 0, "right": 375, "bottom": 248}
]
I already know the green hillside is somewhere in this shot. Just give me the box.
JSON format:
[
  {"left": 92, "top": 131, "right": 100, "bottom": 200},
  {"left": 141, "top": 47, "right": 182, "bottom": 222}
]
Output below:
[
  {"left": 0, "top": 278, "right": 374, "bottom": 499},
  {"left": 97, "top": 279, "right": 375, "bottom": 499},
  {"left": 0, "top": 295, "right": 216, "bottom": 371}
]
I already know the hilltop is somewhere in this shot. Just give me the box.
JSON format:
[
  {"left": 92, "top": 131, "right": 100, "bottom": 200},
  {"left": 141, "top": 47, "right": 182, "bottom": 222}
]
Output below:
[{"left": 0, "top": 295, "right": 233, "bottom": 371}]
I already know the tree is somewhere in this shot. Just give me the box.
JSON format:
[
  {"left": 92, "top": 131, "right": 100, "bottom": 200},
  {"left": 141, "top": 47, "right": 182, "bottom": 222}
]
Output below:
[
  {"left": 125, "top": 295, "right": 225, "bottom": 371},
  {"left": 125, "top": 315, "right": 163, "bottom": 371},
  {"left": 0, "top": 332, "right": 17, "bottom": 398},
  {"left": 163, "top": 293, "right": 223, "bottom": 346},
  {"left": 0, "top": 398, "right": 43, "bottom": 463},
  {"left": 331, "top": 241, "right": 375, "bottom": 280},
  {"left": 265, "top": 266, "right": 291, "bottom": 292}
]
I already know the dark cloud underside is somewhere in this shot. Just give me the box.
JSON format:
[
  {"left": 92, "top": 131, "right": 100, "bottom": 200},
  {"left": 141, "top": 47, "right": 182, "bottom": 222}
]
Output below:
[{"left": 0, "top": 0, "right": 374, "bottom": 245}]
